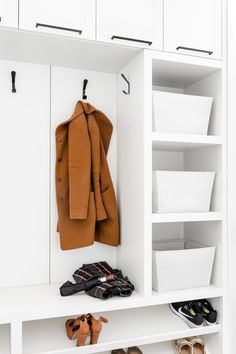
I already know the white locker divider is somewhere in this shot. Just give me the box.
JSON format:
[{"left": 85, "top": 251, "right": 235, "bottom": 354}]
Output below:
[{"left": 0, "top": 60, "right": 50, "bottom": 288}]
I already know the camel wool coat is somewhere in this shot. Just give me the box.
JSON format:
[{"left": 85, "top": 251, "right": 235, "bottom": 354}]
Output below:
[{"left": 55, "top": 101, "right": 119, "bottom": 250}]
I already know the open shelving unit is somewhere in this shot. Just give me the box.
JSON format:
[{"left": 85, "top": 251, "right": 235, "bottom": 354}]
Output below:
[
  {"left": 143, "top": 49, "right": 226, "bottom": 352},
  {"left": 152, "top": 132, "right": 223, "bottom": 152}
]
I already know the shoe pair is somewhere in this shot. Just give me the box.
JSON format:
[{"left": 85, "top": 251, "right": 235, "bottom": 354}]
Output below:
[
  {"left": 112, "top": 347, "right": 142, "bottom": 354},
  {"left": 170, "top": 299, "right": 217, "bottom": 328},
  {"left": 65, "top": 313, "right": 108, "bottom": 347},
  {"left": 173, "top": 336, "right": 206, "bottom": 354}
]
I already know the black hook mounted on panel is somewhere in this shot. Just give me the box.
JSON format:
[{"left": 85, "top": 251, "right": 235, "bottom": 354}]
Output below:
[
  {"left": 11, "top": 71, "right": 16, "bottom": 93},
  {"left": 121, "top": 73, "right": 130, "bottom": 95},
  {"left": 82, "top": 79, "right": 88, "bottom": 100}
]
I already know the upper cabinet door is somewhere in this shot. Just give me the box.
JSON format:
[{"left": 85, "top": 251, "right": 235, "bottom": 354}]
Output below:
[
  {"left": 0, "top": 0, "right": 18, "bottom": 28},
  {"left": 97, "top": 0, "right": 163, "bottom": 50},
  {"left": 164, "top": 0, "right": 222, "bottom": 59},
  {"left": 19, "top": 0, "right": 95, "bottom": 40}
]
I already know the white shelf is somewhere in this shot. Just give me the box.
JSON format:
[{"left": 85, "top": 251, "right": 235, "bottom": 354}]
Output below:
[
  {"left": 152, "top": 212, "right": 223, "bottom": 223},
  {"left": 151, "top": 285, "right": 223, "bottom": 303},
  {"left": 152, "top": 133, "right": 223, "bottom": 152},
  {"left": 0, "top": 283, "right": 223, "bottom": 324},
  {"left": 22, "top": 305, "right": 221, "bottom": 354},
  {"left": 0, "top": 28, "right": 140, "bottom": 73}
]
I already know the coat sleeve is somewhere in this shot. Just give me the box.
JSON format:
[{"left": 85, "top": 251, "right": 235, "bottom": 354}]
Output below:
[{"left": 68, "top": 115, "right": 91, "bottom": 219}]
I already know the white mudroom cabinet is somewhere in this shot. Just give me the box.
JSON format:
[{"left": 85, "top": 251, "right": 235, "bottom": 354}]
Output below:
[
  {"left": 0, "top": 0, "right": 18, "bottom": 28},
  {"left": 164, "top": 0, "right": 222, "bottom": 59},
  {"left": 19, "top": 0, "right": 96, "bottom": 40},
  {"left": 96, "top": 0, "right": 162, "bottom": 50},
  {"left": 0, "top": 0, "right": 230, "bottom": 353}
]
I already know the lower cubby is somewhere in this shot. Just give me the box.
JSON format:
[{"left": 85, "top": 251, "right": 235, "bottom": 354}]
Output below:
[
  {"left": 0, "top": 323, "right": 10, "bottom": 354},
  {"left": 102, "top": 333, "right": 221, "bottom": 354},
  {"left": 152, "top": 221, "right": 223, "bottom": 293},
  {"left": 22, "top": 304, "right": 221, "bottom": 354}
]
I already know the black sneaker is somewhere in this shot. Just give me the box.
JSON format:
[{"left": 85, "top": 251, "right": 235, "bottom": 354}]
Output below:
[
  {"left": 170, "top": 301, "right": 204, "bottom": 328},
  {"left": 196, "top": 299, "right": 217, "bottom": 325}
]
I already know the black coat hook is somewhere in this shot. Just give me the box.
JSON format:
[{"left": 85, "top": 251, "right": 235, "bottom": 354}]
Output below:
[
  {"left": 11, "top": 71, "right": 16, "bottom": 93},
  {"left": 121, "top": 73, "right": 130, "bottom": 95},
  {"left": 82, "top": 79, "right": 88, "bottom": 100}
]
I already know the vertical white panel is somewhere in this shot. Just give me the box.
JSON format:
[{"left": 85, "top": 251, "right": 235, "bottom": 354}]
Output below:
[
  {"left": 184, "top": 146, "right": 222, "bottom": 212},
  {"left": 228, "top": 0, "right": 236, "bottom": 352},
  {"left": 185, "top": 71, "right": 223, "bottom": 136},
  {"left": 11, "top": 321, "right": 22, "bottom": 354},
  {"left": 184, "top": 221, "right": 223, "bottom": 287},
  {"left": 117, "top": 51, "right": 152, "bottom": 296},
  {"left": 0, "top": 60, "right": 50, "bottom": 287},
  {"left": 50, "top": 66, "right": 117, "bottom": 283}
]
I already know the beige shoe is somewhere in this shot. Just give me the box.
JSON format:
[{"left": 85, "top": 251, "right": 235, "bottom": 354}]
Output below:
[
  {"left": 173, "top": 338, "right": 193, "bottom": 354},
  {"left": 187, "top": 337, "right": 206, "bottom": 354}
]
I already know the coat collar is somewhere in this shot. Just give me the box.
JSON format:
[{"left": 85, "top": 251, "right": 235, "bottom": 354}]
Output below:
[{"left": 56, "top": 101, "right": 110, "bottom": 132}]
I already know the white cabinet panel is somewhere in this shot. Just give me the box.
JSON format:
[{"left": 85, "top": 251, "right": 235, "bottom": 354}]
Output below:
[
  {"left": 50, "top": 66, "right": 117, "bottom": 283},
  {"left": 0, "top": 60, "right": 50, "bottom": 287},
  {"left": 20, "top": 0, "right": 95, "bottom": 40},
  {"left": 0, "top": 0, "right": 18, "bottom": 28},
  {"left": 164, "top": 0, "right": 222, "bottom": 59},
  {"left": 97, "top": 0, "right": 163, "bottom": 50}
]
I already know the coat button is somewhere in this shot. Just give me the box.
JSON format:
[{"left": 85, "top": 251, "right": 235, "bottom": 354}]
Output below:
[
  {"left": 57, "top": 158, "right": 62, "bottom": 162},
  {"left": 56, "top": 177, "right": 62, "bottom": 182},
  {"left": 57, "top": 137, "right": 62, "bottom": 142},
  {"left": 59, "top": 197, "right": 63, "bottom": 203}
]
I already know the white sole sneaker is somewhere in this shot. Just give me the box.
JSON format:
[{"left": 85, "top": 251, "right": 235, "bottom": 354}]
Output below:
[{"left": 169, "top": 303, "right": 204, "bottom": 329}]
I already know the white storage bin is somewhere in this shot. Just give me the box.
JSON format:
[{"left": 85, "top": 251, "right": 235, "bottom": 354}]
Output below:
[
  {"left": 152, "top": 171, "right": 215, "bottom": 213},
  {"left": 152, "top": 239, "right": 216, "bottom": 292},
  {"left": 152, "top": 91, "right": 213, "bottom": 135}
]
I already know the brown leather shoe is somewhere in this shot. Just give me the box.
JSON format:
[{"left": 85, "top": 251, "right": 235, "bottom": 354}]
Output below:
[
  {"left": 127, "top": 347, "right": 143, "bottom": 354},
  {"left": 111, "top": 350, "right": 126, "bottom": 354},
  {"left": 75, "top": 317, "right": 90, "bottom": 347},
  {"left": 65, "top": 318, "right": 78, "bottom": 340},
  {"left": 86, "top": 313, "right": 108, "bottom": 344},
  {"left": 65, "top": 315, "right": 89, "bottom": 346}
]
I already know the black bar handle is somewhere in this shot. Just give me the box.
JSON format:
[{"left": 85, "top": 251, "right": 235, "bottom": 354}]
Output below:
[
  {"left": 11, "top": 71, "right": 16, "bottom": 93},
  {"left": 176, "top": 46, "right": 213, "bottom": 55},
  {"left": 111, "top": 35, "right": 152, "bottom": 46},
  {"left": 36, "top": 23, "right": 82, "bottom": 35}
]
